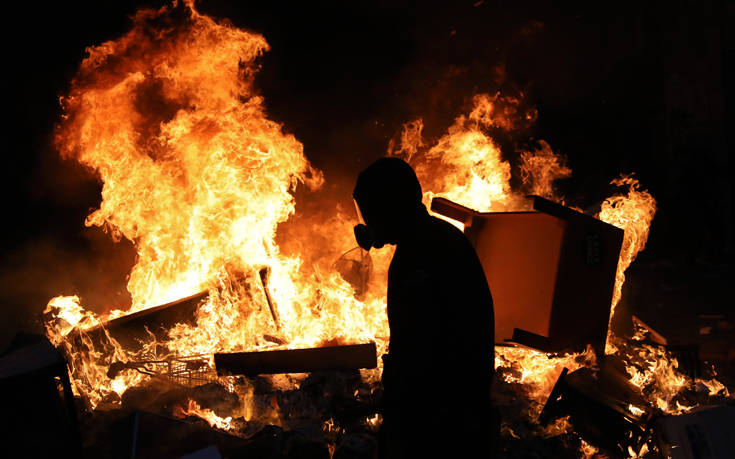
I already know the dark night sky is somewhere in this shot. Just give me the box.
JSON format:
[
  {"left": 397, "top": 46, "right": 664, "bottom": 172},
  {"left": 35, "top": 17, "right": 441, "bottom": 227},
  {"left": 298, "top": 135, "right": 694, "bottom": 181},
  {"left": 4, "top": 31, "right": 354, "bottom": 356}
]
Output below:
[{"left": 2, "top": 0, "right": 733, "bottom": 348}]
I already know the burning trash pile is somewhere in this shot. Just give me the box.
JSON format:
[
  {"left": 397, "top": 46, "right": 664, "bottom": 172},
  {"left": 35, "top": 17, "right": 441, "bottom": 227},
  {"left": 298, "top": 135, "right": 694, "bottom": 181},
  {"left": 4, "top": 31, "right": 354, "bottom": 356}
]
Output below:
[{"left": 2, "top": 1, "right": 733, "bottom": 458}]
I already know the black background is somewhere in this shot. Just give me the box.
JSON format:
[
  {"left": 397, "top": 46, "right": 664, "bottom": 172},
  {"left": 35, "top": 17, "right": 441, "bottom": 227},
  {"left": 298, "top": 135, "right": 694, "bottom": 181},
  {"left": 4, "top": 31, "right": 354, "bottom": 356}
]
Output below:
[{"left": 2, "top": 0, "right": 733, "bottom": 349}]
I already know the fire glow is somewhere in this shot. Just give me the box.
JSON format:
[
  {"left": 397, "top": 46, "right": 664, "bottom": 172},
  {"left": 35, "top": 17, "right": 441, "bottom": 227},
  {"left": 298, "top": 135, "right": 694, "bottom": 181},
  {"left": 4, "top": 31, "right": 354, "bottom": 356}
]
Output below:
[{"left": 42, "top": 1, "right": 728, "bottom": 456}]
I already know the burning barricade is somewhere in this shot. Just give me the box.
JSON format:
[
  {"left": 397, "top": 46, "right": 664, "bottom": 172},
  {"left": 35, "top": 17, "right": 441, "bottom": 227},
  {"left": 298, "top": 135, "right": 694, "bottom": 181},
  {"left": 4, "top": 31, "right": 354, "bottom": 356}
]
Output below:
[{"left": 5, "top": 1, "right": 730, "bottom": 457}]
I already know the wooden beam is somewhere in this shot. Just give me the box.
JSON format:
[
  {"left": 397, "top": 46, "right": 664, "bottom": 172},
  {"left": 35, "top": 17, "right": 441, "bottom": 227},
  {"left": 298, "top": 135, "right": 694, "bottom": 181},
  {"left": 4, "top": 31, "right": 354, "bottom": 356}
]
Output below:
[
  {"left": 78, "top": 291, "right": 209, "bottom": 350},
  {"left": 214, "top": 342, "right": 377, "bottom": 375}
]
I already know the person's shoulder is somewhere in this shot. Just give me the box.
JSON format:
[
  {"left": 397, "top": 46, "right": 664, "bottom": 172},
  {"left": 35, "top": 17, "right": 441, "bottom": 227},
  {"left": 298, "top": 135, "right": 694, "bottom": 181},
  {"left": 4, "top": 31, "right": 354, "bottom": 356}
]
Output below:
[
  {"left": 427, "top": 214, "right": 464, "bottom": 235},
  {"left": 425, "top": 215, "right": 471, "bottom": 247}
]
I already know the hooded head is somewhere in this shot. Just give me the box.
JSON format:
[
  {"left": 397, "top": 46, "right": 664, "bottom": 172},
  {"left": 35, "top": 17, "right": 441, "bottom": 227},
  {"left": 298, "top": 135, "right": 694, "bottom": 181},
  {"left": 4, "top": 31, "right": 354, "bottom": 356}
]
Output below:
[{"left": 352, "top": 157, "right": 425, "bottom": 250}]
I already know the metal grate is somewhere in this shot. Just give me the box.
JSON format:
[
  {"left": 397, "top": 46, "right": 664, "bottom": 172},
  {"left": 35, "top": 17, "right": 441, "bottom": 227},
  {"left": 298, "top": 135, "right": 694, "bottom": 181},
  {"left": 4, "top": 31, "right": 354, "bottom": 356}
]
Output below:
[{"left": 108, "top": 355, "right": 234, "bottom": 391}]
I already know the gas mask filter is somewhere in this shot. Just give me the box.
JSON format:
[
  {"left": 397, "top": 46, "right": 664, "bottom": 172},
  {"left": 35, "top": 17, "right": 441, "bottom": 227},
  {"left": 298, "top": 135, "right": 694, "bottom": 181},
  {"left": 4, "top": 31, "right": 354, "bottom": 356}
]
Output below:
[{"left": 353, "top": 199, "right": 384, "bottom": 251}]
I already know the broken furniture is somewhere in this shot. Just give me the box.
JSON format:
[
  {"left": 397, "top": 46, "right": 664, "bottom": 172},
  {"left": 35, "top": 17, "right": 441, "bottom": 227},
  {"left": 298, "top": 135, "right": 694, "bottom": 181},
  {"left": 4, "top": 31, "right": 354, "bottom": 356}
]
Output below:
[
  {"left": 633, "top": 315, "right": 701, "bottom": 379},
  {"left": 431, "top": 195, "right": 624, "bottom": 354},
  {"left": 539, "top": 364, "right": 653, "bottom": 456},
  {"left": 215, "top": 342, "right": 378, "bottom": 376}
]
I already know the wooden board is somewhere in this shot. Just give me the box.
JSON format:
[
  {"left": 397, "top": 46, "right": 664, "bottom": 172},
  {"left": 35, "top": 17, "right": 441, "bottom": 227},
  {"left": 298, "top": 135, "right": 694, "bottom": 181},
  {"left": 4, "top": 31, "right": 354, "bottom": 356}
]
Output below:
[
  {"left": 214, "top": 342, "right": 378, "bottom": 375},
  {"left": 77, "top": 291, "right": 209, "bottom": 350}
]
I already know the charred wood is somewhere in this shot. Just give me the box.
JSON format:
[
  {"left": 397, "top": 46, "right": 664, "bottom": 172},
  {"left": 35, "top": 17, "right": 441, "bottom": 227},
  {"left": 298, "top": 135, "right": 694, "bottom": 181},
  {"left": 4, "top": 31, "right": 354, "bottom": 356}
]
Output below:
[
  {"left": 214, "top": 342, "right": 378, "bottom": 376},
  {"left": 75, "top": 290, "right": 209, "bottom": 351}
]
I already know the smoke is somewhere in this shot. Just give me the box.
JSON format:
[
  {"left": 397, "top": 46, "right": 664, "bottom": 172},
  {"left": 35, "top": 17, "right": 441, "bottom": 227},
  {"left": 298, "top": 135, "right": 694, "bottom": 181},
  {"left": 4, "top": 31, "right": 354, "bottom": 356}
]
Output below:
[{"left": 0, "top": 227, "right": 135, "bottom": 350}]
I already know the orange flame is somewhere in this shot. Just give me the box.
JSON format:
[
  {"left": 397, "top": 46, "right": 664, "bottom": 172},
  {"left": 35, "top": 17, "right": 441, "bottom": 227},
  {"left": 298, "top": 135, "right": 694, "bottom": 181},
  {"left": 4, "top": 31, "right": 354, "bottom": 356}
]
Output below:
[
  {"left": 47, "top": 0, "right": 388, "bottom": 409},
  {"left": 174, "top": 398, "right": 233, "bottom": 431},
  {"left": 518, "top": 140, "right": 572, "bottom": 200},
  {"left": 596, "top": 174, "right": 657, "bottom": 350}
]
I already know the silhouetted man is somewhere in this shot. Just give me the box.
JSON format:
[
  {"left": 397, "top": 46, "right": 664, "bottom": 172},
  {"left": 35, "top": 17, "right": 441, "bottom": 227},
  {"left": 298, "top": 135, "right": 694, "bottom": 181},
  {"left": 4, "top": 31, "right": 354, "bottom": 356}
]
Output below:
[{"left": 353, "top": 158, "right": 495, "bottom": 458}]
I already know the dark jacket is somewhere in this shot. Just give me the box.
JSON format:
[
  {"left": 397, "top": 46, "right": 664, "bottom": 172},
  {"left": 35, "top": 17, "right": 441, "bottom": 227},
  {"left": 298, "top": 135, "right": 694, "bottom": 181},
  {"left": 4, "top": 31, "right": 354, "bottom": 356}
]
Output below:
[{"left": 382, "top": 210, "right": 495, "bottom": 458}]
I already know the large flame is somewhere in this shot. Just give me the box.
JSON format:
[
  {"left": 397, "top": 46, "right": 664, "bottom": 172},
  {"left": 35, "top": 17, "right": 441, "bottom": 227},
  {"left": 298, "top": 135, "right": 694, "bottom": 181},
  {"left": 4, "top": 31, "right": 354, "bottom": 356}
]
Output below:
[
  {"left": 596, "top": 174, "right": 657, "bottom": 349},
  {"left": 389, "top": 93, "right": 569, "bottom": 216},
  {"left": 55, "top": 1, "right": 318, "bottom": 310},
  {"left": 46, "top": 0, "right": 388, "bottom": 409}
]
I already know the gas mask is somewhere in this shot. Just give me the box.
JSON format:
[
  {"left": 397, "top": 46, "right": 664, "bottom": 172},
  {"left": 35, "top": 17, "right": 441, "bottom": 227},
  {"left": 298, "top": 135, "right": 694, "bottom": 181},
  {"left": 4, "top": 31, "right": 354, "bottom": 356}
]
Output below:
[{"left": 353, "top": 199, "right": 384, "bottom": 251}]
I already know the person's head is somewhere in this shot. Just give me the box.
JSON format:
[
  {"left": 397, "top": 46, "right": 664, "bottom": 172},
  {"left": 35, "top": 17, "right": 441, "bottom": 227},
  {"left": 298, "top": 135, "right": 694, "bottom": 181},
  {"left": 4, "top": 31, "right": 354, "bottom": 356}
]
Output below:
[{"left": 352, "top": 157, "right": 425, "bottom": 250}]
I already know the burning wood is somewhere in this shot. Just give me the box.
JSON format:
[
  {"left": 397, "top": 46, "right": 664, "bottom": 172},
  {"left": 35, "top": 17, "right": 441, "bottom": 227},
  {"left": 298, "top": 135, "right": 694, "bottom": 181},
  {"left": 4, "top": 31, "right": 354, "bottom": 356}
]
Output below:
[
  {"left": 214, "top": 342, "right": 377, "bottom": 376},
  {"left": 632, "top": 315, "right": 668, "bottom": 346},
  {"left": 539, "top": 366, "right": 653, "bottom": 456},
  {"left": 76, "top": 267, "right": 283, "bottom": 352},
  {"left": 79, "top": 291, "right": 209, "bottom": 350}
]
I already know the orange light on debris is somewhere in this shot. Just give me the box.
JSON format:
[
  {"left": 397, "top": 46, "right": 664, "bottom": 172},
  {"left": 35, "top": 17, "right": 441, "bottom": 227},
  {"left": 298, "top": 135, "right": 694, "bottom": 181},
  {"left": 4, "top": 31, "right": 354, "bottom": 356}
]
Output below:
[
  {"left": 174, "top": 399, "right": 233, "bottom": 431},
  {"left": 495, "top": 345, "right": 596, "bottom": 418}
]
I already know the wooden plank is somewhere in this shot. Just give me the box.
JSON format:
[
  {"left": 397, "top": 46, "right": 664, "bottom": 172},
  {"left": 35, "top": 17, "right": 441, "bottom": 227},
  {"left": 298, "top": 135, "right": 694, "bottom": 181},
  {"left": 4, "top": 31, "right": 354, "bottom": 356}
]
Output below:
[
  {"left": 214, "top": 342, "right": 378, "bottom": 375},
  {"left": 78, "top": 291, "right": 209, "bottom": 350}
]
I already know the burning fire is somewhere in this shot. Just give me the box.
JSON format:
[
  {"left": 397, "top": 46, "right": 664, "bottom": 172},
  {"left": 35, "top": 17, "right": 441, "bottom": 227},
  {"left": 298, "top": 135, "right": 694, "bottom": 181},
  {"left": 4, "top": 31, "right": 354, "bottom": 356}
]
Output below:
[
  {"left": 174, "top": 398, "right": 233, "bottom": 431},
  {"left": 42, "top": 1, "right": 729, "bottom": 455},
  {"left": 45, "top": 0, "right": 387, "bottom": 409},
  {"left": 389, "top": 88, "right": 730, "bottom": 452},
  {"left": 596, "top": 174, "right": 657, "bottom": 349},
  {"left": 388, "top": 93, "right": 540, "bottom": 213}
]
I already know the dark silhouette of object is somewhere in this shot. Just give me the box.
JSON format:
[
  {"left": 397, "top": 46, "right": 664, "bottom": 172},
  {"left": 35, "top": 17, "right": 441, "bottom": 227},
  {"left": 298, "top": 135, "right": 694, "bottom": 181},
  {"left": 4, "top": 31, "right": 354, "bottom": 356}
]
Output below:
[
  {"left": 334, "top": 247, "right": 373, "bottom": 299},
  {"left": 353, "top": 158, "right": 496, "bottom": 458},
  {"left": 0, "top": 334, "right": 82, "bottom": 458},
  {"left": 431, "top": 195, "right": 624, "bottom": 356}
]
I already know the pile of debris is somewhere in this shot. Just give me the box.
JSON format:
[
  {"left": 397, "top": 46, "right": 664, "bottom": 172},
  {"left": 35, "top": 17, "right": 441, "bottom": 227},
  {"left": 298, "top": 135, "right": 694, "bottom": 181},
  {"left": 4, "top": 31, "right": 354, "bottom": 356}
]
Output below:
[
  {"left": 0, "top": 330, "right": 382, "bottom": 458},
  {"left": 3, "top": 196, "right": 734, "bottom": 458},
  {"left": 3, "top": 327, "right": 732, "bottom": 458}
]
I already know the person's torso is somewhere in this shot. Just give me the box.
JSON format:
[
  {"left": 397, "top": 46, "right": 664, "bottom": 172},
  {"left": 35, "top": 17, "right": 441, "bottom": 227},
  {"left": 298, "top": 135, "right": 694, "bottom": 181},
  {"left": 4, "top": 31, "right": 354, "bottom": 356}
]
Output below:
[{"left": 386, "top": 216, "right": 494, "bottom": 390}]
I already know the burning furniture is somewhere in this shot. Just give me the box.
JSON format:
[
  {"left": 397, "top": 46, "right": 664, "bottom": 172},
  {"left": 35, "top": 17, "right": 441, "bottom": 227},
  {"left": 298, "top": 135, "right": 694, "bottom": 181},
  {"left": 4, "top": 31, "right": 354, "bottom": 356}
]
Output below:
[
  {"left": 81, "top": 291, "right": 209, "bottom": 350},
  {"left": 539, "top": 364, "right": 654, "bottom": 456},
  {"left": 431, "top": 195, "right": 624, "bottom": 354}
]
